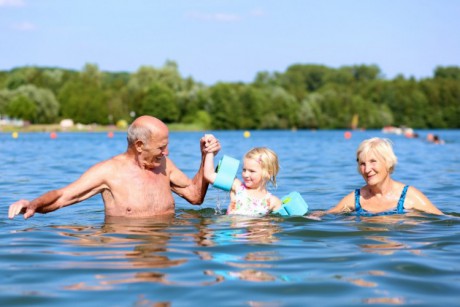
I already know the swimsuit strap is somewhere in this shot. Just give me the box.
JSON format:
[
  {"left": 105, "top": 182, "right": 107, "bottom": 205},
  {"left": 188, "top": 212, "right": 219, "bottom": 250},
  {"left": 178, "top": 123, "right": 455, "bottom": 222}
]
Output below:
[
  {"left": 355, "top": 186, "right": 408, "bottom": 215},
  {"left": 396, "top": 185, "right": 409, "bottom": 213},
  {"left": 354, "top": 189, "right": 362, "bottom": 212}
]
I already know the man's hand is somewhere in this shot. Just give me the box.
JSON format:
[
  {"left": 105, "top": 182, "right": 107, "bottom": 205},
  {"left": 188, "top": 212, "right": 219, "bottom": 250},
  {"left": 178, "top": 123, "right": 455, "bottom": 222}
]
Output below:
[{"left": 201, "top": 134, "right": 221, "bottom": 155}]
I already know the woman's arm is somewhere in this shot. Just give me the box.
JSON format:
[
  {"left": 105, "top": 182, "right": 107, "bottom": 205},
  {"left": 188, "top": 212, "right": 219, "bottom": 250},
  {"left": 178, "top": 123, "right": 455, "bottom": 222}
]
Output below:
[
  {"left": 327, "top": 191, "right": 355, "bottom": 214},
  {"left": 405, "top": 187, "right": 444, "bottom": 215}
]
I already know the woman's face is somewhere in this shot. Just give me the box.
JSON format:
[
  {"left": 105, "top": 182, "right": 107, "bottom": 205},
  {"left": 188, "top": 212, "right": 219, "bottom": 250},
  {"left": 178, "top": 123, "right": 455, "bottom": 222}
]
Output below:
[{"left": 358, "top": 150, "right": 390, "bottom": 185}]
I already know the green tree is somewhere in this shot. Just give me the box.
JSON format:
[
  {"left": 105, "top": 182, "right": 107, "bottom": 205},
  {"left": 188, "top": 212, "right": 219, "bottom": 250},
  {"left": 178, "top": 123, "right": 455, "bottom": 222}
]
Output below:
[
  {"left": 179, "top": 85, "right": 212, "bottom": 128},
  {"left": 279, "top": 64, "right": 332, "bottom": 100},
  {"left": 208, "top": 83, "right": 243, "bottom": 129},
  {"left": 434, "top": 66, "right": 460, "bottom": 80},
  {"left": 5, "top": 95, "right": 36, "bottom": 121},
  {"left": 349, "top": 64, "right": 382, "bottom": 82},
  {"left": 5, "top": 67, "right": 40, "bottom": 90},
  {"left": 238, "top": 85, "right": 265, "bottom": 129},
  {"left": 0, "top": 89, "right": 9, "bottom": 114},
  {"left": 139, "top": 83, "right": 179, "bottom": 123},
  {"left": 58, "top": 64, "right": 109, "bottom": 124},
  {"left": 298, "top": 93, "right": 322, "bottom": 128},
  {"left": 267, "top": 86, "right": 300, "bottom": 129},
  {"left": 8, "top": 85, "right": 59, "bottom": 123}
]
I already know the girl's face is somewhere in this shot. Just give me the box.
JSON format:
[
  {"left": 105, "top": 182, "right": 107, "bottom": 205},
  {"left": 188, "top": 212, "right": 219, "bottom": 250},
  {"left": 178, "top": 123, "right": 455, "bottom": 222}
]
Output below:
[
  {"left": 242, "top": 158, "right": 264, "bottom": 189},
  {"left": 358, "top": 150, "right": 389, "bottom": 186}
]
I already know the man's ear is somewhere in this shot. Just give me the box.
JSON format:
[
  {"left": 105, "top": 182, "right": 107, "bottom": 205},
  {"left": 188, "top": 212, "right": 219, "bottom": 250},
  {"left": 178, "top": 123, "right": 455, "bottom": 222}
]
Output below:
[{"left": 134, "top": 140, "right": 144, "bottom": 153}]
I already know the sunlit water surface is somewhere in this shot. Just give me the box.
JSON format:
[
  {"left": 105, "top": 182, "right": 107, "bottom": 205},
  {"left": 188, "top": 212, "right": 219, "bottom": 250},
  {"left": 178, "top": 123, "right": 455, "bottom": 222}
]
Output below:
[{"left": 1, "top": 130, "right": 459, "bottom": 306}]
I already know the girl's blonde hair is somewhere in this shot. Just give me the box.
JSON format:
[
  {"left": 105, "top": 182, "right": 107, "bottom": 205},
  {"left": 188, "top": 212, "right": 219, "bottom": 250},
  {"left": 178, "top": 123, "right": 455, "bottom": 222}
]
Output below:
[
  {"left": 356, "top": 137, "right": 397, "bottom": 174},
  {"left": 244, "top": 147, "right": 279, "bottom": 187}
]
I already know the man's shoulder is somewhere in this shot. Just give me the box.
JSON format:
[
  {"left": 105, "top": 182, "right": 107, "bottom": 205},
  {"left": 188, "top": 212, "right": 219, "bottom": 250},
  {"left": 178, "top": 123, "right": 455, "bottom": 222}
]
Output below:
[{"left": 92, "top": 153, "right": 128, "bottom": 171}]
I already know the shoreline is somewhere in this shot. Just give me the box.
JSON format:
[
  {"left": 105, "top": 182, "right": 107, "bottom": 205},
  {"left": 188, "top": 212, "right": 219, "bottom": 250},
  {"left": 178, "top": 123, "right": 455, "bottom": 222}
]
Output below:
[
  {"left": 0, "top": 124, "right": 121, "bottom": 133},
  {"left": 0, "top": 123, "right": 206, "bottom": 133}
]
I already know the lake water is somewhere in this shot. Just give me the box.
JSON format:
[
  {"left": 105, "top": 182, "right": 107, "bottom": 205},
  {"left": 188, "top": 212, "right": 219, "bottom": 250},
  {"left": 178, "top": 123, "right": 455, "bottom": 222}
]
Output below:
[{"left": 1, "top": 129, "right": 459, "bottom": 306}]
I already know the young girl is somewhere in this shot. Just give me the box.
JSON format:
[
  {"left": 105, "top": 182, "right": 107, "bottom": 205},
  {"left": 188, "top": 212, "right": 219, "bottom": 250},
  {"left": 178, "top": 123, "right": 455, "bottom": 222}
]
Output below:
[{"left": 204, "top": 147, "right": 282, "bottom": 216}]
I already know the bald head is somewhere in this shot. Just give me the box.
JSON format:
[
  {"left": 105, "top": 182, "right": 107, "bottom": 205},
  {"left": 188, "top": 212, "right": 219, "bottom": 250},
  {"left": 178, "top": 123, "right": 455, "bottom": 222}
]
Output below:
[{"left": 127, "top": 116, "right": 168, "bottom": 146}]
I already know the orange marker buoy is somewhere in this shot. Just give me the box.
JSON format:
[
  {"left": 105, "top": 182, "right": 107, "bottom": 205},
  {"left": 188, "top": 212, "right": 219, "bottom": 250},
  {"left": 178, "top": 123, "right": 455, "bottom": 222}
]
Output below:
[
  {"left": 243, "top": 131, "right": 251, "bottom": 138},
  {"left": 12, "top": 131, "right": 19, "bottom": 139},
  {"left": 50, "top": 132, "right": 57, "bottom": 139},
  {"left": 107, "top": 131, "right": 114, "bottom": 138},
  {"left": 344, "top": 131, "right": 352, "bottom": 139}
]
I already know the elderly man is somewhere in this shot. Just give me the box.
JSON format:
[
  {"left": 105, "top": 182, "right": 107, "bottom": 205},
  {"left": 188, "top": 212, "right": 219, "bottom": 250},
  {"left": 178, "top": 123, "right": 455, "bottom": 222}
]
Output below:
[{"left": 8, "top": 115, "right": 221, "bottom": 219}]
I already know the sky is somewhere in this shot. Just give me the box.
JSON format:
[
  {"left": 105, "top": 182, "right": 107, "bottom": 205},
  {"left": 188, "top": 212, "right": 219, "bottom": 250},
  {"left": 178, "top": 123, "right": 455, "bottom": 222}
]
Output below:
[{"left": 1, "top": 0, "right": 459, "bottom": 84}]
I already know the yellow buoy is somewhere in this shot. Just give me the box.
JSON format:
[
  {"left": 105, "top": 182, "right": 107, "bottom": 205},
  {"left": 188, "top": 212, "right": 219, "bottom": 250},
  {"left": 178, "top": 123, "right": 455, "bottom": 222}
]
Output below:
[
  {"left": 12, "top": 131, "right": 19, "bottom": 139},
  {"left": 116, "top": 119, "right": 128, "bottom": 129},
  {"left": 243, "top": 131, "right": 251, "bottom": 138}
]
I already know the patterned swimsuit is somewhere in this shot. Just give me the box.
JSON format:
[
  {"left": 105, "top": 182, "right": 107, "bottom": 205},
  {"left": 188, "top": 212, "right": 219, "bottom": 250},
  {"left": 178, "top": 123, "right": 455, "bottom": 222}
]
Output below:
[
  {"left": 355, "top": 185, "right": 409, "bottom": 216},
  {"left": 228, "top": 184, "right": 272, "bottom": 216}
]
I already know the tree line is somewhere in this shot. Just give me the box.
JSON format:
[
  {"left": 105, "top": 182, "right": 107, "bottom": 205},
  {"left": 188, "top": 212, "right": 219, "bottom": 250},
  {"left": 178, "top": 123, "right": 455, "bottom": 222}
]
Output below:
[{"left": 0, "top": 61, "right": 459, "bottom": 129}]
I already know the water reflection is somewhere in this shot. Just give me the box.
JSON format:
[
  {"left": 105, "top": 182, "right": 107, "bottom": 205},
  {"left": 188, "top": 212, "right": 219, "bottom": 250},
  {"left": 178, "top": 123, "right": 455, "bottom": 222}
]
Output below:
[
  {"left": 223, "top": 215, "right": 282, "bottom": 244},
  {"left": 49, "top": 213, "right": 288, "bottom": 289},
  {"left": 52, "top": 215, "right": 193, "bottom": 290},
  {"left": 362, "top": 297, "right": 405, "bottom": 304},
  {"left": 197, "top": 215, "right": 283, "bottom": 283},
  {"left": 205, "top": 269, "right": 277, "bottom": 282},
  {"left": 321, "top": 215, "right": 430, "bottom": 305},
  {"left": 354, "top": 215, "right": 424, "bottom": 256},
  {"left": 184, "top": 210, "right": 283, "bottom": 245}
]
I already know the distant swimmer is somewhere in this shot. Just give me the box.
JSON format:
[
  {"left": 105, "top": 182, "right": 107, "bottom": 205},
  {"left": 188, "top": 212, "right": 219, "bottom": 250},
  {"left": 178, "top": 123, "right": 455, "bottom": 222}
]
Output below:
[
  {"left": 8, "top": 115, "right": 221, "bottom": 220},
  {"left": 433, "top": 135, "right": 445, "bottom": 144}
]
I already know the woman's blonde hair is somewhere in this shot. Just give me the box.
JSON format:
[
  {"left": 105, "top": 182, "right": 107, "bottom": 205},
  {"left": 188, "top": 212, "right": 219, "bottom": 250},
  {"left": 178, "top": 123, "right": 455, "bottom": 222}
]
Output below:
[
  {"left": 356, "top": 137, "right": 397, "bottom": 174},
  {"left": 244, "top": 147, "right": 279, "bottom": 187}
]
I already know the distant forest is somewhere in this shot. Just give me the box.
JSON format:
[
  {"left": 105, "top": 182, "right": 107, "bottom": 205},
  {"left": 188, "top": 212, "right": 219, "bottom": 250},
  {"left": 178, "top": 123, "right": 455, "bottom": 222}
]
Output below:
[{"left": 1, "top": 62, "right": 459, "bottom": 129}]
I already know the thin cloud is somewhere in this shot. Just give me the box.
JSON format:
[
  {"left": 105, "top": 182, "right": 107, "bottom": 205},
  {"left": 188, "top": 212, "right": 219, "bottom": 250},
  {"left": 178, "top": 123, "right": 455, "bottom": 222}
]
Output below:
[
  {"left": 0, "top": 0, "right": 25, "bottom": 7},
  {"left": 12, "top": 21, "right": 36, "bottom": 31},
  {"left": 186, "top": 11, "right": 241, "bottom": 22},
  {"left": 250, "top": 8, "right": 266, "bottom": 17}
]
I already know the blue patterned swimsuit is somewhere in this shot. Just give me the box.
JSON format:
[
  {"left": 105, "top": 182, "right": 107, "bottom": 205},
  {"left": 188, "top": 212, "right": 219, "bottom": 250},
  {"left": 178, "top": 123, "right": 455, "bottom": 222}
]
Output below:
[{"left": 355, "top": 185, "right": 409, "bottom": 216}]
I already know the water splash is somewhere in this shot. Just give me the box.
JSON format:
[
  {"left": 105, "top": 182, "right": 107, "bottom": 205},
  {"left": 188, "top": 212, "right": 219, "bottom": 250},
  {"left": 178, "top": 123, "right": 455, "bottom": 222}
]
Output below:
[{"left": 215, "top": 189, "right": 229, "bottom": 215}]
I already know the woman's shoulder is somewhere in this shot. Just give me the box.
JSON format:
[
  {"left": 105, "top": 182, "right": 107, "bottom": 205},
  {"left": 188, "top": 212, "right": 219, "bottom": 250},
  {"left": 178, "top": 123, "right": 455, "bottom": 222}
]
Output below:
[
  {"left": 403, "top": 185, "right": 444, "bottom": 215},
  {"left": 403, "top": 185, "right": 425, "bottom": 201}
]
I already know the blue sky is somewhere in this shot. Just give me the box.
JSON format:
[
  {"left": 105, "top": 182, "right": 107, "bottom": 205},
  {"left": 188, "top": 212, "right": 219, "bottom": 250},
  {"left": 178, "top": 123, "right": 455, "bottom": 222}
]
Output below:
[{"left": 1, "top": 0, "right": 459, "bottom": 84}]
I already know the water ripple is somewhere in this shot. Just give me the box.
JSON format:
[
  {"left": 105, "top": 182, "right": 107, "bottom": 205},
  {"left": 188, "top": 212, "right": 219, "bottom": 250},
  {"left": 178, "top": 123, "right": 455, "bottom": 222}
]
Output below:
[{"left": 1, "top": 131, "right": 459, "bottom": 306}]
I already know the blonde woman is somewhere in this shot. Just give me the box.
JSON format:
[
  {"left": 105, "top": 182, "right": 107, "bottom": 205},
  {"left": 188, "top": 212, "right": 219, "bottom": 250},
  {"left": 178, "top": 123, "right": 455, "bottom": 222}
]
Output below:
[{"left": 326, "top": 137, "right": 443, "bottom": 216}]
